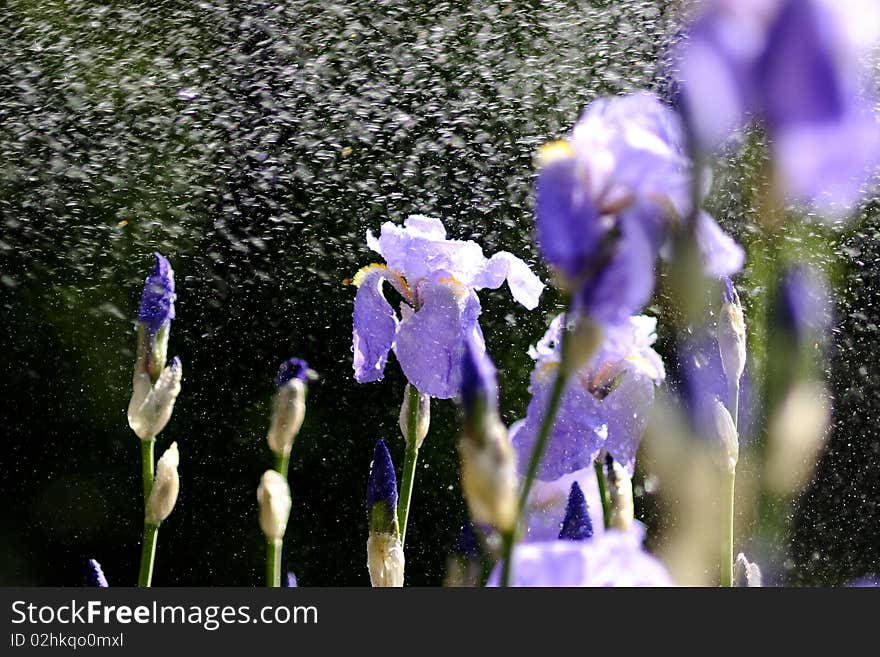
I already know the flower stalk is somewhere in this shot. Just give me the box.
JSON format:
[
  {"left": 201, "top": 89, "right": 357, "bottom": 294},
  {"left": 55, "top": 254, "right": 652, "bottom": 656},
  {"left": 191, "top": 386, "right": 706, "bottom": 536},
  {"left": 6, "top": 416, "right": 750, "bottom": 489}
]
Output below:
[{"left": 397, "top": 384, "right": 428, "bottom": 546}]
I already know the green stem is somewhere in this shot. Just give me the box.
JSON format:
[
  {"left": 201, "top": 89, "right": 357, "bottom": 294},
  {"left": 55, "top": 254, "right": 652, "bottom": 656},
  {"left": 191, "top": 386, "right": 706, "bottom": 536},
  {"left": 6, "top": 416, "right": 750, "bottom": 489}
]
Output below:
[
  {"left": 138, "top": 523, "right": 159, "bottom": 587},
  {"left": 500, "top": 328, "right": 573, "bottom": 587},
  {"left": 594, "top": 460, "right": 611, "bottom": 529},
  {"left": 266, "top": 539, "right": 282, "bottom": 587},
  {"left": 721, "top": 468, "right": 736, "bottom": 587},
  {"left": 275, "top": 452, "right": 290, "bottom": 480},
  {"left": 397, "top": 384, "right": 423, "bottom": 546},
  {"left": 141, "top": 439, "right": 155, "bottom": 505}
]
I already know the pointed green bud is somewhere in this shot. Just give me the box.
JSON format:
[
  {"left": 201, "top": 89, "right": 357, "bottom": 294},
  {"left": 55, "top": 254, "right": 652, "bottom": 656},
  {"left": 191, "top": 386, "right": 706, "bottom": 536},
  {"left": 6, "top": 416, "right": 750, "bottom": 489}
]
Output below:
[
  {"left": 458, "top": 416, "right": 518, "bottom": 532},
  {"left": 718, "top": 278, "right": 746, "bottom": 388},
  {"left": 708, "top": 398, "right": 739, "bottom": 474}
]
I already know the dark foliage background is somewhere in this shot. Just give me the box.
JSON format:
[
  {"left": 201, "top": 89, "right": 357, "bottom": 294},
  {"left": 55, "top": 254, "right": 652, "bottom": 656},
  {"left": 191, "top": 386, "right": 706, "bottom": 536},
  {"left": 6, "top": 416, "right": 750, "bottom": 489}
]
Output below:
[{"left": 1, "top": 0, "right": 878, "bottom": 586}]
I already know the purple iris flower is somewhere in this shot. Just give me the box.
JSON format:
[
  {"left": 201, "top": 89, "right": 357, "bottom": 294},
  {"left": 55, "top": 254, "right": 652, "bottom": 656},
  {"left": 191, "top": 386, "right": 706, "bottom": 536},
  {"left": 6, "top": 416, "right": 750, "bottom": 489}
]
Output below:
[
  {"left": 558, "top": 482, "right": 593, "bottom": 541},
  {"left": 535, "top": 93, "right": 744, "bottom": 324},
  {"left": 511, "top": 313, "right": 666, "bottom": 480},
  {"left": 778, "top": 264, "right": 832, "bottom": 342},
  {"left": 138, "top": 252, "right": 176, "bottom": 335},
  {"left": 486, "top": 524, "right": 672, "bottom": 587},
  {"left": 351, "top": 215, "right": 544, "bottom": 399},
  {"left": 86, "top": 559, "right": 108, "bottom": 587},
  {"left": 675, "top": 0, "right": 880, "bottom": 215},
  {"left": 275, "top": 357, "right": 309, "bottom": 387}
]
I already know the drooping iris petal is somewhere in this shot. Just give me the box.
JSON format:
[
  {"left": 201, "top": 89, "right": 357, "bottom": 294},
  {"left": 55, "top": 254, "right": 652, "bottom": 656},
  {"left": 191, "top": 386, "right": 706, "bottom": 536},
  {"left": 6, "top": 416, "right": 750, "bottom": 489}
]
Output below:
[
  {"left": 394, "top": 281, "right": 480, "bottom": 399},
  {"left": 535, "top": 152, "right": 605, "bottom": 281},
  {"left": 511, "top": 366, "right": 607, "bottom": 481},
  {"left": 352, "top": 267, "right": 400, "bottom": 384},
  {"left": 487, "top": 526, "right": 673, "bottom": 587},
  {"left": 471, "top": 251, "right": 545, "bottom": 310},
  {"left": 602, "top": 373, "right": 656, "bottom": 476},
  {"left": 572, "top": 210, "right": 657, "bottom": 326}
]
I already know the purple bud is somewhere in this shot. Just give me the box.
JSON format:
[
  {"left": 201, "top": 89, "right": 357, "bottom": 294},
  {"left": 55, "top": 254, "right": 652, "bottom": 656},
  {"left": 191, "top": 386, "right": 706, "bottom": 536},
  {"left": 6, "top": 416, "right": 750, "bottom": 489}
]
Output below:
[
  {"left": 285, "top": 572, "right": 298, "bottom": 587},
  {"left": 366, "top": 439, "right": 398, "bottom": 518},
  {"left": 137, "top": 252, "right": 176, "bottom": 334},
  {"left": 460, "top": 338, "right": 497, "bottom": 416},
  {"left": 86, "top": 559, "right": 108, "bottom": 587},
  {"left": 275, "top": 357, "right": 309, "bottom": 387},
  {"left": 558, "top": 481, "right": 593, "bottom": 541}
]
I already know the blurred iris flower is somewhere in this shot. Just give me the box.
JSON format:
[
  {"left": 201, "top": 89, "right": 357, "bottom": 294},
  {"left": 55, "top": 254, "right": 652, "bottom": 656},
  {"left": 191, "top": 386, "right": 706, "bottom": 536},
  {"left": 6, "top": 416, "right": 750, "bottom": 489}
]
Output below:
[
  {"left": 487, "top": 523, "right": 671, "bottom": 587},
  {"left": 535, "top": 92, "right": 743, "bottom": 323},
  {"left": 675, "top": 0, "right": 880, "bottom": 215},
  {"left": 351, "top": 215, "right": 544, "bottom": 398},
  {"left": 511, "top": 313, "right": 665, "bottom": 480}
]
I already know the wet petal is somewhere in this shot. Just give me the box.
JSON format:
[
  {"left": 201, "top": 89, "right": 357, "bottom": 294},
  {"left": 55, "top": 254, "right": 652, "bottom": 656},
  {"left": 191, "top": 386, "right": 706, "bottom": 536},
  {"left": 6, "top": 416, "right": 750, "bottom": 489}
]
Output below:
[
  {"left": 512, "top": 368, "right": 607, "bottom": 481},
  {"left": 602, "top": 373, "right": 656, "bottom": 476},
  {"left": 472, "top": 251, "right": 544, "bottom": 309},
  {"left": 352, "top": 267, "right": 400, "bottom": 383},
  {"left": 394, "top": 280, "right": 478, "bottom": 398}
]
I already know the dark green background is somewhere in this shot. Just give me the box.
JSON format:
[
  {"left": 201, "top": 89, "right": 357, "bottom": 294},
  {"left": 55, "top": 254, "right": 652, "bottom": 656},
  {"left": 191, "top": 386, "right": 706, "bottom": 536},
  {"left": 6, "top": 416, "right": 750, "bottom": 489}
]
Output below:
[{"left": 1, "top": 0, "right": 878, "bottom": 586}]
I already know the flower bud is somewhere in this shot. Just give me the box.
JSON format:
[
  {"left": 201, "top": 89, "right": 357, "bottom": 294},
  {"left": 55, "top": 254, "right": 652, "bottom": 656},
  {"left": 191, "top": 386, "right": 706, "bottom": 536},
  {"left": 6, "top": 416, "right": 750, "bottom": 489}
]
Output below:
[
  {"left": 460, "top": 339, "right": 498, "bottom": 419},
  {"left": 707, "top": 398, "right": 739, "bottom": 474},
  {"left": 365, "top": 439, "right": 403, "bottom": 587},
  {"left": 444, "top": 523, "right": 483, "bottom": 587},
  {"left": 128, "top": 357, "right": 182, "bottom": 441},
  {"left": 367, "top": 533, "right": 405, "bottom": 587},
  {"left": 145, "top": 442, "right": 180, "bottom": 526},
  {"left": 717, "top": 277, "right": 746, "bottom": 388},
  {"left": 734, "top": 553, "right": 762, "bottom": 587},
  {"left": 605, "top": 456, "right": 634, "bottom": 532},
  {"left": 86, "top": 559, "right": 108, "bottom": 587},
  {"left": 558, "top": 481, "right": 593, "bottom": 541},
  {"left": 399, "top": 384, "right": 430, "bottom": 450},
  {"left": 257, "top": 469, "right": 292, "bottom": 543},
  {"left": 135, "top": 252, "right": 177, "bottom": 383},
  {"left": 458, "top": 416, "right": 518, "bottom": 532},
  {"left": 366, "top": 439, "right": 399, "bottom": 536},
  {"left": 266, "top": 358, "right": 310, "bottom": 458},
  {"left": 285, "top": 572, "right": 298, "bottom": 588}
]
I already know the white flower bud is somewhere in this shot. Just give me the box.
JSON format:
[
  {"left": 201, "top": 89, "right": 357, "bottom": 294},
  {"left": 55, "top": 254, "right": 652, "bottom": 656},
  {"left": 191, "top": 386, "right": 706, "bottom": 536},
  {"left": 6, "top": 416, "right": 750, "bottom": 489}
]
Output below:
[
  {"left": 606, "top": 458, "right": 634, "bottom": 531},
  {"left": 708, "top": 398, "right": 739, "bottom": 474},
  {"left": 145, "top": 442, "right": 180, "bottom": 526},
  {"left": 399, "top": 384, "right": 430, "bottom": 449},
  {"left": 718, "top": 287, "right": 747, "bottom": 387},
  {"left": 266, "top": 378, "right": 306, "bottom": 457},
  {"left": 128, "top": 357, "right": 182, "bottom": 441},
  {"left": 458, "top": 418, "right": 518, "bottom": 532},
  {"left": 734, "top": 553, "right": 762, "bottom": 587},
  {"left": 257, "top": 470, "right": 291, "bottom": 543},
  {"left": 367, "top": 532, "right": 405, "bottom": 587}
]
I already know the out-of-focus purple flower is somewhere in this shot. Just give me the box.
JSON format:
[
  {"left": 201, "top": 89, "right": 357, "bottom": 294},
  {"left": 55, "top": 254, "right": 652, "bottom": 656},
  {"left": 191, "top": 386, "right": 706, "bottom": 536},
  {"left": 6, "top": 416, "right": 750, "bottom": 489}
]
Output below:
[
  {"left": 366, "top": 439, "right": 398, "bottom": 524},
  {"left": 275, "top": 358, "right": 309, "bottom": 386},
  {"left": 558, "top": 482, "right": 593, "bottom": 541},
  {"left": 285, "top": 572, "right": 298, "bottom": 587},
  {"left": 520, "top": 463, "right": 606, "bottom": 542},
  {"left": 486, "top": 525, "right": 672, "bottom": 587},
  {"left": 778, "top": 264, "right": 832, "bottom": 342},
  {"left": 675, "top": 0, "right": 880, "bottom": 215},
  {"left": 351, "top": 215, "right": 544, "bottom": 398},
  {"left": 511, "top": 314, "right": 665, "bottom": 480},
  {"left": 138, "top": 252, "right": 176, "bottom": 335},
  {"left": 86, "top": 559, "right": 108, "bottom": 587},
  {"left": 535, "top": 93, "right": 743, "bottom": 324}
]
